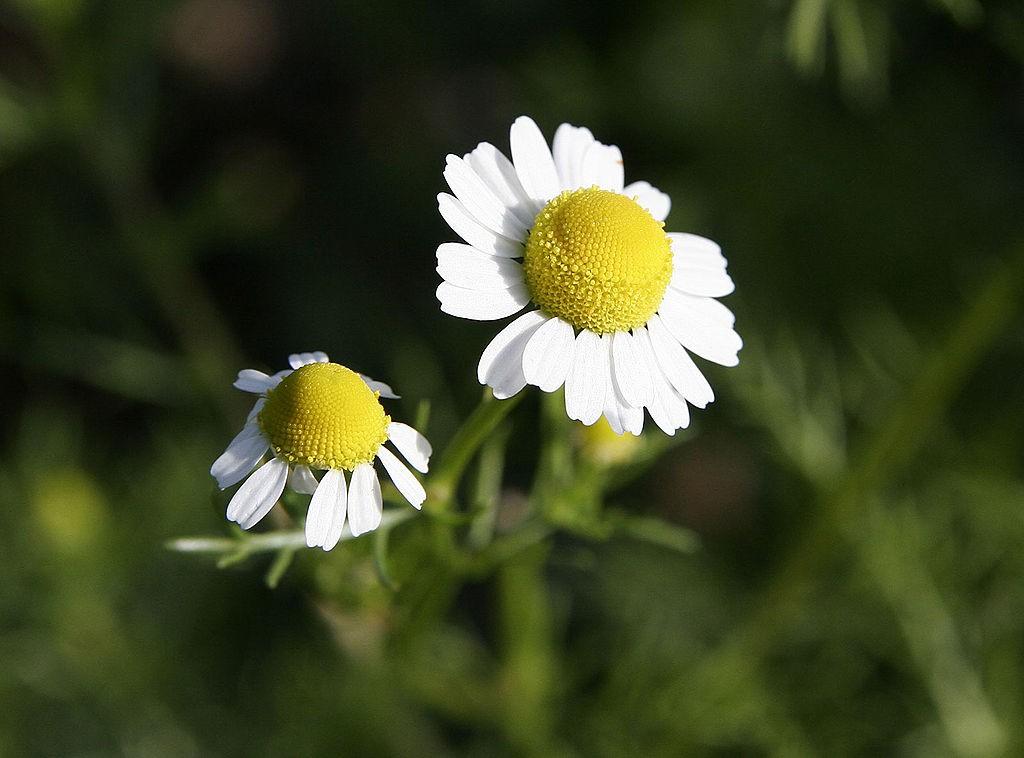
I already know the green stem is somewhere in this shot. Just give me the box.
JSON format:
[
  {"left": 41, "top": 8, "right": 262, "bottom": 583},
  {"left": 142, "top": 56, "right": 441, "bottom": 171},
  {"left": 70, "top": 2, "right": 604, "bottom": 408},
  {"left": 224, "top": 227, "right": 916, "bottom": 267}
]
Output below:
[
  {"left": 498, "top": 542, "right": 558, "bottom": 754},
  {"left": 428, "top": 389, "right": 525, "bottom": 506},
  {"left": 166, "top": 508, "right": 417, "bottom": 556},
  {"left": 467, "top": 421, "right": 511, "bottom": 549}
]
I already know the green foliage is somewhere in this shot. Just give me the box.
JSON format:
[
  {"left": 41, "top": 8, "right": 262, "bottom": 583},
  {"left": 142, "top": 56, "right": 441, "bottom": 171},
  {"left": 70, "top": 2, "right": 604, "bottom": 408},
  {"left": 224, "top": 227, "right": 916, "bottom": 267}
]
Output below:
[{"left": 1, "top": 0, "right": 1023, "bottom": 756}]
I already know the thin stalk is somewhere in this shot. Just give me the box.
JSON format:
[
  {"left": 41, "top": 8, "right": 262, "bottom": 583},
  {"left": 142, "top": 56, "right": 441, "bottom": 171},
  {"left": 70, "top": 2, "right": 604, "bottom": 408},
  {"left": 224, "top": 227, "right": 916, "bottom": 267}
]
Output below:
[
  {"left": 167, "top": 508, "right": 417, "bottom": 557},
  {"left": 427, "top": 390, "right": 524, "bottom": 507}
]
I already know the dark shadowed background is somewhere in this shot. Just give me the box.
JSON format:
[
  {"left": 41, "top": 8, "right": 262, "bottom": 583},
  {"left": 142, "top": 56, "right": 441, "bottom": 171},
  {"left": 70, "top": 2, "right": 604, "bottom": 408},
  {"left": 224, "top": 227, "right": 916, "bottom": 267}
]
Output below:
[{"left": 1, "top": 0, "right": 1023, "bottom": 755}]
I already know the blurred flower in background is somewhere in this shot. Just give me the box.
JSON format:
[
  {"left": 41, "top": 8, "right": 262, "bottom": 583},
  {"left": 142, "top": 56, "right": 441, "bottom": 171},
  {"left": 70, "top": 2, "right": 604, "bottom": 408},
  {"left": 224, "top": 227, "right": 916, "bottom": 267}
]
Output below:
[{"left": 166, "top": 0, "right": 278, "bottom": 88}]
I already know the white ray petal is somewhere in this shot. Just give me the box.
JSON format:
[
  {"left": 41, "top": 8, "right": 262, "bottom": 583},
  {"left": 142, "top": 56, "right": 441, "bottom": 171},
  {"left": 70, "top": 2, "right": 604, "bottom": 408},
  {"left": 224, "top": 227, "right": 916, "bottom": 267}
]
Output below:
[
  {"left": 661, "top": 288, "right": 741, "bottom": 345},
  {"left": 436, "top": 243, "right": 524, "bottom": 292},
  {"left": 376, "top": 446, "right": 426, "bottom": 509},
  {"left": 477, "top": 310, "right": 548, "bottom": 399},
  {"left": 510, "top": 116, "right": 560, "bottom": 206},
  {"left": 245, "top": 398, "right": 266, "bottom": 425},
  {"left": 226, "top": 457, "right": 288, "bottom": 530},
  {"left": 661, "top": 289, "right": 739, "bottom": 336},
  {"left": 436, "top": 281, "right": 530, "bottom": 321},
  {"left": 347, "top": 463, "right": 383, "bottom": 537},
  {"left": 666, "top": 290, "right": 736, "bottom": 327},
  {"left": 233, "top": 369, "right": 277, "bottom": 394},
  {"left": 602, "top": 337, "right": 643, "bottom": 436},
  {"left": 444, "top": 155, "right": 528, "bottom": 242},
  {"left": 580, "top": 141, "right": 624, "bottom": 192},
  {"left": 464, "top": 142, "right": 536, "bottom": 227},
  {"left": 210, "top": 423, "right": 269, "bottom": 489},
  {"left": 304, "top": 468, "right": 347, "bottom": 550},
  {"left": 620, "top": 394, "right": 644, "bottom": 435},
  {"left": 647, "top": 314, "right": 715, "bottom": 408},
  {"left": 611, "top": 330, "right": 652, "bottom": 407},
  {"left": 522, "top": 316, "right": 576, "bottom": 392},
  {"left": 636, "top": 328, "right": 690, "bottom": 435},
  {"left": 658, "top": 293, "right": 743, "bottom": 367},
  {"left": 669, "top": 232, "right": 727, "bottom": 269},
  {"left": 360, "top": 374, "right": 399, "bottom": 399},
  {"left": 564, "top": 330, "right": 607, "bottom": 426},
  {"left": 387, "top": 421, "right": 432, "bottom": 473},
  {"left": 438, "top": 193, "right": 524, "bottom": 258},
  {"left": 288, "top": 464, "right": 319, "bottom": 495},
  {"left": 552, "top": 123, "right": 595, "bottom": 190},
  {"left": 288, "top": 351, "right": 330, "bottom": 369},
  {"left": 603, "top": 391, "right": 624, "bottom": 434},
  {"left": 623, "top": 180, "right": 671, "bottom": 221},
  {"left": 670, "top": 266, "right": 735, "bottom": 297}
]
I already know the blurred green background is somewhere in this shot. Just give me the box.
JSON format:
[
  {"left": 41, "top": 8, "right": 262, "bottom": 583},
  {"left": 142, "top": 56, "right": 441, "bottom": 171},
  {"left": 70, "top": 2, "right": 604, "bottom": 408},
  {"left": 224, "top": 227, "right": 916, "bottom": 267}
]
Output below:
[{"left": 1, "top": 0, "right": 1023, "bottom": 755}]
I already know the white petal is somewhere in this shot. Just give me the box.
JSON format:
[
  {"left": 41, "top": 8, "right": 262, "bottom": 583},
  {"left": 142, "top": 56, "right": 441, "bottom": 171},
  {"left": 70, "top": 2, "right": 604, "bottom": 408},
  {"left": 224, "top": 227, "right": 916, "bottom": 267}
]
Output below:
[
  {"left": 647, "top": 314, "right": 715, "bottom": 408},
  {"left": 210, "top": 424, "right": 269, "bottom": 489},
  {"left": 323, "top": 470, "right": 351, "bottom": 550},
  {"left": 288, "top": 351, "right": 329, "bottom": 369},
  {"left": 669, "top": 232, "right": 727, "bottom": 269},
  {"left": 360, "top": 374, "right": 399, "bottom": 399},
  {"left": 464, "top": 142, "right": 536, "bottom": 228},
  {"left": 602, "top": 337, "right": 643, "bottom": 436},
  {"left": 603, "top": 392, "right": 624, "bottom": 434},
  {"left": 552, "top": 123, "right": 595, "bottom": 190},
  {"left": 438, "top": 193, "right": 524, "bottom": 258},
  {"left": 387, "top": 422, "right": 432, "bottom": 473},
  {"left": 623, "top": 181, "right": 671, "bottom": 221},
  {"left": 580, "top": 142, "right": 624, "bottom": 192},
  {"left": 444, "top": 155, "right": 528, "bottom": 242},
  {"left": 662, "top": 287, "right": 740, "bottom": 335},
  {"left": 436, "top": 243, "right": 525, "bottom": 292},
  {"left": 522, "top": 316, "right": 576, "bottom": 392},
  {"left": 564, "top": 330, "right": 607, "bottom": 426},
  {"left": 659, "top": 291, "right": 743, "bottom": 367},
  {"left": 621, "top": 404, "right": 644, "bottom": 435},
  {"left": 510, "top": 116, "right": 560, "bottom": 206},
  {"left": 304, "top": 468, "right": 347, "bottom": 550},
  {"left": 347, "top": 463, "right": 383, "bottom": 537},
  {"left": 477, "top": 310, "right": 548, "bottom": 399},
  {"left": 671, "top": 266, "right": 735, "bottom": 297},
  {"left": 226, "top": 457, "right": 288, "bottom": 530},
  {"left": 376, "top": 445, "right": 426, "bottom": 509},
  {"left": 667, "top": 290, "right": 736, "bottom": 328},
  {"left": 636, "top": 328, "right": 690, "bottom": 435},
  {"left": 245, "top": 398, "right": 266, "bottom": 425},
  {"left": 288, "top": 464, "right": 319, "bottom": 495},
  {"left": 233, "top": 369, "right": 277, "bottom": 394},
  {"left": 611, "top": 331, "right": 653, "bottom": 407},
  {"left": 437, "top": 281, "right": 529, "bottom": 321}
]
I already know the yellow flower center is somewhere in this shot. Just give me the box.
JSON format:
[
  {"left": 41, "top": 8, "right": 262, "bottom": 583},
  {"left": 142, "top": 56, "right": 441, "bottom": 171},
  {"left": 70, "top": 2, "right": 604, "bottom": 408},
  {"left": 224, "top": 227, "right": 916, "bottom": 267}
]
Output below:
[
  {"left": 523, "top": 187, "right": 672, "bottom": 334},
  {"left": 258, "top": 363, "right": 390, "bottom": 471}
]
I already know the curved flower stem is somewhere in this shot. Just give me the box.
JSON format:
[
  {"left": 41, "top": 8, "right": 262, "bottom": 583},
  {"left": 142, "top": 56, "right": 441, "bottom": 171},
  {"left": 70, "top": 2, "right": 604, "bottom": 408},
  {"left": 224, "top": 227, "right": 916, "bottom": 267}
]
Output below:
[
  {"left": 166, "top": 508, "right": 417, "bottom": 558},
  {"left": 427, "top": 389, "right": 525, "bottom": 508}
]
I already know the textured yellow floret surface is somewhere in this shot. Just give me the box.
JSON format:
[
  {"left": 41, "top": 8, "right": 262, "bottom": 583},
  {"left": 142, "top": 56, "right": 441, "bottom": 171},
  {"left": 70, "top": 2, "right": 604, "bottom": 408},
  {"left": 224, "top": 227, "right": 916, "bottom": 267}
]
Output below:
[
  {"left": 523, "top": 187, "right": 672, "bottom": 334},
  {"left": 258, "top": 363, "right": 389, "bottom": 471}
]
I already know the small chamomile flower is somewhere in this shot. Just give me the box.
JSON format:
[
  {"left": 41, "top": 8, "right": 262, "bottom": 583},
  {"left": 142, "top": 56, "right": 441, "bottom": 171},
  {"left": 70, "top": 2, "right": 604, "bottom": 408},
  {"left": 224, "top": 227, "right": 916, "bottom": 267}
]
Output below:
[
  {"left": 435, "top": 116, "right": 742, "bottom": 435},
  {"left": 210, "top": 351, "right": 432, "bottom": 550}
]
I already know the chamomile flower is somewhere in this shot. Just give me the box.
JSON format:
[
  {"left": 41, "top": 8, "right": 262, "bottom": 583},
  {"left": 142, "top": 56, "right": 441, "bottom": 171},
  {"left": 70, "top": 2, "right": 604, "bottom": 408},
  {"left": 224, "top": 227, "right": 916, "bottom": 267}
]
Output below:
[
  {"left": 435, "top": 116, "right": 741, "bottom": 435},
  {"left": 210, "top": 351, "right": 432, "bottom": 550}
]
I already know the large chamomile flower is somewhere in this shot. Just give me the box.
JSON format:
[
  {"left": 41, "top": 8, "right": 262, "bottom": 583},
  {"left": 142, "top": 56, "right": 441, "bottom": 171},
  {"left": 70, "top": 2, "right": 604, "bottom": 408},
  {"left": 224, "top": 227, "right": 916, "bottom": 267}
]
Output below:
[
  {"left": 210, "top": 351, "right": 432, "bottom": 550},
  {"left": 435, "top": 116, "right": 741, "bottom": 435}
]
